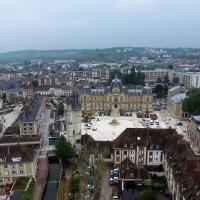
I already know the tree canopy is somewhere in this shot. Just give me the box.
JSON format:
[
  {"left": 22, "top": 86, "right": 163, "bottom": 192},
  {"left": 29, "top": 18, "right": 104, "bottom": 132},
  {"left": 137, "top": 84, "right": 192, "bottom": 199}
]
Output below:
[
  {"left": 154, "top": 84, "right": 168, "bottom": 98},
  {"left": 108, "top": 67, "right": 145, "bottom": 85},
  {"left": 182, "top": 88, "right": 200, "bottom": 115},
  {"left": 54, "top": 136, "right": 75, "bottom": 162},
  {"left": 58, "top": 102, "right": 64, "bottom": 116}
]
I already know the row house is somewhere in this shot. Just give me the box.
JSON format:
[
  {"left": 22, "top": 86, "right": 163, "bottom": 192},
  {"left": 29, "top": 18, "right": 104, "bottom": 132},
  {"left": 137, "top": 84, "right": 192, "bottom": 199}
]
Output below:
[
  {"left": 82, "top": 128, "right": 200, "bottom": 199},
  {"left": 38, "top": 76, "right": 58, "bottom": 86},
  {"left": 0, "top": 145, "right": 38, "bottom": 186},
  {"left": 187, "top": 115, "right": 200, "bottom": 154}
]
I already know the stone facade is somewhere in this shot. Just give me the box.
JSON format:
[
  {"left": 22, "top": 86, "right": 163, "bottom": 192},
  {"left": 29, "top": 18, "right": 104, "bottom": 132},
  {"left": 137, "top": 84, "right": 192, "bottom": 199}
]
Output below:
[
  {"left": 66, "top": 90, "right": 82, "bottom": 145},
  {"left": 0, "top": 146, "right": 38, "bottom": 185},
  {"left": 187, "top": 115, "right": 200, "bottom": 154},
  {"left": 19, "top": 96, "right": 46, "bottom": 135},
  {"left": 81, "top": 77, "right": 153, "bottom": 114},
  {"left": 167, "top": 92, "right": 189, "bottom": 119}
]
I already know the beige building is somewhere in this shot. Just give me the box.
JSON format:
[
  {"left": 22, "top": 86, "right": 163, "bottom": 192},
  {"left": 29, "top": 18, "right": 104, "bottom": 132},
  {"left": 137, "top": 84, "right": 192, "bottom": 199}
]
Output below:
[
  {"left": 81, "top": 77, "right": 153, "bottom": 115},
  {"left": 19, "top": 96, "right": 45, "bottom": 135},
  {"left": 0, "top": 145, "right": 38, "bottom": 185},
  {"left": 187, "top": 115, "right": 200, "bottom": 154},
  {"left": 167, "top": 92, "right": 189, "bottom": 119},
  {"left": 141, "top": 69, "right": 176, "bottom": 83}
]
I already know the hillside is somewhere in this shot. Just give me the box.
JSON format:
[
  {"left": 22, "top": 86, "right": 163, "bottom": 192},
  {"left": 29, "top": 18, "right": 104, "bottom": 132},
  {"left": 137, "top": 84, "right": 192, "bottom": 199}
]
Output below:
[{"left": 0, "top": 47, "right": 145, "bottom": 63}]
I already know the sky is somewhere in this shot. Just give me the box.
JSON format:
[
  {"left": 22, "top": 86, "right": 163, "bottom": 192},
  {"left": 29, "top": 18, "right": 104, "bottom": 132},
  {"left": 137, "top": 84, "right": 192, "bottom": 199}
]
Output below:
[{"left": 0, "top": 0, "right": 200, "bottom": 52}]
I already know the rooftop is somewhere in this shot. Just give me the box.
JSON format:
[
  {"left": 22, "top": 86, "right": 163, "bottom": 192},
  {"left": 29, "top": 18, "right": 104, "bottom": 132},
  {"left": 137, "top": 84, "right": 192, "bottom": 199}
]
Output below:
[
  {"left": 170, "top": 93, "right": 186, "bottom": 103},
  {"left": 0, "top": 145, "right": 36, "bottom": 163},
  {"left": 21, "top": 96, "right": 44, "bottom": 123}
]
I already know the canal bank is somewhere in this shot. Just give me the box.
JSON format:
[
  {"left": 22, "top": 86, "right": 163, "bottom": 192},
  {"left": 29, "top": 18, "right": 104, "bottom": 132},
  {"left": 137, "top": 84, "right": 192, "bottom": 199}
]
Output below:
[{"left": 42, "top": 157, "right": 61, "bottom": 200}]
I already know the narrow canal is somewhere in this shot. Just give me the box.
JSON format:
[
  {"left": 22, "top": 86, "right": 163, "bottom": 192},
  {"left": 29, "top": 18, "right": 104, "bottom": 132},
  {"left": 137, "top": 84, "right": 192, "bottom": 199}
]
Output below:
[{"left": 43, "top": 157, "right": 61, "bottom": 200}]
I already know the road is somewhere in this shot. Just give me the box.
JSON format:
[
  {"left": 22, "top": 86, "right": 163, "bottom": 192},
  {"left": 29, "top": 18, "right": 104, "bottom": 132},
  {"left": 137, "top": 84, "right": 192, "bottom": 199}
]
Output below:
[
  {"left": 0, "top": 106, "right": 22, "bottom": 136},
  {"left": 100, "top": 166, "right": 113, "bottom": 200},
  {"left": 39, "top": 109, "right": 51, "bottom": 151}
]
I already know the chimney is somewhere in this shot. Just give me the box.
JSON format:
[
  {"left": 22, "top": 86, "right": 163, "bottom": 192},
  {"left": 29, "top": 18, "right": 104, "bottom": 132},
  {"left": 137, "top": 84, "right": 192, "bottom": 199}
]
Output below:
[
  {"left": 7, "top": 147, "right": 10, "bottom": 155},
  {"left": 193, "top": 167, "right": 200, "bottom": 184}
]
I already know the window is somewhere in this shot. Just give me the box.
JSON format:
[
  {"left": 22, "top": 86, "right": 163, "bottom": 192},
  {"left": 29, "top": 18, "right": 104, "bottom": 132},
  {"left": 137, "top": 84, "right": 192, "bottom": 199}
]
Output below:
[
  {"left": 149, "top": 157, "right": 153, "bottom": 162},
  {"left": 20, "top": 170, "right": 24, "bottom": 175},
  {"left": 12, "top": 171, "right": 16, "bottom": 175},
  {"left": 4, "top": 165, "right": 7, "bottom": 169},
  {"left": 19, "top": 163, "right": 23, "bottom": 168}
]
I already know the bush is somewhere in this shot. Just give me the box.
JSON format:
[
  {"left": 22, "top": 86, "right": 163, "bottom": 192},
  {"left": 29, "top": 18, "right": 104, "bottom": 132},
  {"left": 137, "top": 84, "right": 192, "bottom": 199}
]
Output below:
[{"left": 21, "top": 179, "right": 34, "bottom": 200}]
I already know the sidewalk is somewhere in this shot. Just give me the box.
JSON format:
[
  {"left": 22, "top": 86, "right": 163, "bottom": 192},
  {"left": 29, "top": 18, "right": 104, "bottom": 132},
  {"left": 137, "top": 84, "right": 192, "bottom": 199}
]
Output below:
[{"left": 32, "top": 158, "right": 49, "bottom": 200}]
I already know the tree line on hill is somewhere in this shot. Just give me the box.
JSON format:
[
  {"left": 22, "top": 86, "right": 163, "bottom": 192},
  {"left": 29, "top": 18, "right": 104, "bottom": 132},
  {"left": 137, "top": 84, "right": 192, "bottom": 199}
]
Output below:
[{"left": 108, "top": 67, "right": 145, "bottom": 85}]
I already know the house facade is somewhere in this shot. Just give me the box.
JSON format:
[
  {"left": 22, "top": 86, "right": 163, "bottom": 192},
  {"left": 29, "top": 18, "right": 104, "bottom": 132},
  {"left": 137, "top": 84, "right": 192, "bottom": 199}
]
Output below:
[
  {"left": 187, "top": 115, "right": 200, "bottom": 154},
  {"left": 167, "top": 92, "right": 190, "bottom": 119},
  {"left": 82, "top": 128, "right": 200, "bottom": 200},
  {"left": 19, "top": 96, "right": 46, "bottom": 135},
  {"left": 0, "top": 145, "right": 38, "bottom": 185}
]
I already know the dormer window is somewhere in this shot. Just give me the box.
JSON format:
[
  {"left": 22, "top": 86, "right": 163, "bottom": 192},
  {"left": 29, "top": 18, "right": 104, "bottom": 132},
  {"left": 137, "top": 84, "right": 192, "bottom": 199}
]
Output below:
[
  {"left": 0, "top": 158, "right": 6, "bottom": 162},
  {"left": 11, "top": 157, "right": 21, "bottom": 162},
  {"left": 124, "top": 144, "right": 127, "bottom": 148},
  {"left": 130, "top": 144, "right": 133, "bottom": 148}
]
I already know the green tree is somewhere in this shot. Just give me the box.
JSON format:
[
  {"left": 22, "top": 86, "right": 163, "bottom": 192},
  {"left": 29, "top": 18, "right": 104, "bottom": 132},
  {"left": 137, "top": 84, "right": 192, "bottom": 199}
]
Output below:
[
  {"left": 154, "top": 84, "right": 168, "bottom": 98},
  {"left": 137, "top": 189, "right": 156, "bottom": 200},
  {"left": 157, "top": 77, "right": 162, "bottom": 83},
  {"left": 108, "top": 69, "right": 123, "bottom": 84},
  {"left": 54, "top": 136, "right": 75, "bottom": 162},
  {"left": 2, "top": 93, "right": 6, "bottom": 101},
  {"left": 173, "top": 76, "right": 179, "bottom": 84},
  {"left": 164, "top": 75, "right": 169, "bottom": 83},
  {"left": 32, "top": 80, "right": 38, "bottom": 88},
  {"left": 182, "top": 88, "right": 200, "bottom": 115},
  {"left": 58, "top": 102, "right": 64, "bottom": 115},
  {"left": 168, "top": 64, "right": 173, "bottom": 70}
]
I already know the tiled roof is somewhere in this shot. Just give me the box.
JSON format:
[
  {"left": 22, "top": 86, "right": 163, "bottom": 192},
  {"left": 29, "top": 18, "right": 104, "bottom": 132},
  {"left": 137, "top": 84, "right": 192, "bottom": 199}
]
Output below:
[
  {"left": 113, "top": 128, "right": 173, "bottom": 149},
  {"left": 120, "top": 158, "right": 149, "bottom": 180},
  {"left": 0, "top": 135, "right": 42, "bottom": 145},
  {"left": 0, "top": 145, "right": 36, "bottom": 163}
]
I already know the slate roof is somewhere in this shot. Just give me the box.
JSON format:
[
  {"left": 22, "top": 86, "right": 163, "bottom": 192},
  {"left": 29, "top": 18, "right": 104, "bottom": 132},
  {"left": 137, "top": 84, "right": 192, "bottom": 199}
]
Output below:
[
  {"left": 81, "top": 78, "right": 152, "bottom": 95},
  {"left": 170, "top": 93, "right": 186, "bottom": 103},
  {"left": 21, "top": 96, "right": 43, "bottom": 123}
]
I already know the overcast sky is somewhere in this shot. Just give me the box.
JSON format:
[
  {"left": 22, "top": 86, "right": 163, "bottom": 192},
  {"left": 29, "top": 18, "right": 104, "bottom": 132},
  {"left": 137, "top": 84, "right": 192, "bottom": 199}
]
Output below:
[{"left": 0, "top": 0, "right": 200, "bottom": 52}]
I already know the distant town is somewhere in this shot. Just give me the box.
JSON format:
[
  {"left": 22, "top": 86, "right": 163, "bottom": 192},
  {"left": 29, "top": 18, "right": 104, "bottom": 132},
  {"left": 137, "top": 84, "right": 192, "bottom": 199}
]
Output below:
[{"left": 0, "top": 47, "right": 200, "bottom": 200}]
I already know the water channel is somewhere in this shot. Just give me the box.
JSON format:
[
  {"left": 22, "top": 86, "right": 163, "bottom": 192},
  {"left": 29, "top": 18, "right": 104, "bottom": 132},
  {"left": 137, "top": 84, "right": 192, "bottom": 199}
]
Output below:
[{"left": 43, "top": 157, "right": 61, "bottom": 200}]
